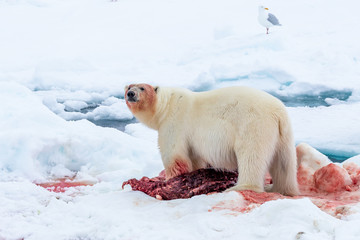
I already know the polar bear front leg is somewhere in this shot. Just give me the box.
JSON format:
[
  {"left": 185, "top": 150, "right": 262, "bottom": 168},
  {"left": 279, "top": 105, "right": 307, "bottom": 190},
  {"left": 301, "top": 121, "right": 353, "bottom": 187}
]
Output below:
[
  {"left": 158, "top": 132, "right": 193, "bottom": 180},
  {"left": 164, "top": 155, "right": 192, "bottom": 180}
]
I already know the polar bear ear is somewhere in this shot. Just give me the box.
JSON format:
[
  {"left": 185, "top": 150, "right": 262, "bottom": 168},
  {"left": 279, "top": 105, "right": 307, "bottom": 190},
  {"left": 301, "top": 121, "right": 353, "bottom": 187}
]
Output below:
[{"left": 154, "top": 86, "right": 159, "bottom": 93}]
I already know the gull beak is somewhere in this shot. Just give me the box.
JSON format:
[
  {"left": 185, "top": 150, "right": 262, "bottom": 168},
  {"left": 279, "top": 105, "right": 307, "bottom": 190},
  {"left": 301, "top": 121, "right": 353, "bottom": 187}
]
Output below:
[{"left": 265, "top": 8, "right": 269, "bottom": 10}]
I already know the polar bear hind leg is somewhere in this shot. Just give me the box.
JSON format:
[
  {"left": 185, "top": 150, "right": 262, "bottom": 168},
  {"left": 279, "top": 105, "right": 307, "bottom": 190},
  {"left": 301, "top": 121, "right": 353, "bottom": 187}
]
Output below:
[
  {"left": 227, "top": 119, "right": 279, "bottom": 193},
  {"left": 269, "top": 128, "right": 299, "bottom": 196}
]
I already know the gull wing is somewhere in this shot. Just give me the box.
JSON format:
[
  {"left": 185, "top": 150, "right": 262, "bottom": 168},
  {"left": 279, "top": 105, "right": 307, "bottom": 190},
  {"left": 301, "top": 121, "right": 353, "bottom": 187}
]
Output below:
[{"left": 268, "top": 13, "right": 281, "bottom": 26}]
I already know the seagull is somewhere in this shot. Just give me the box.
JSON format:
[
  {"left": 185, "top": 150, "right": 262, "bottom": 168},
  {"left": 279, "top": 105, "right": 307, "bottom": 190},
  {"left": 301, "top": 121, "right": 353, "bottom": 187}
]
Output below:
[{"left": 258, "top": 6, "right": 281, "bottom": 34}]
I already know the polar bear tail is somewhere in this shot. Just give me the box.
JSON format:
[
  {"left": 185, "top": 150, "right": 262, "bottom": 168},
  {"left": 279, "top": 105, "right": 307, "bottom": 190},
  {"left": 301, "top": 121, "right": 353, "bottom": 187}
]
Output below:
[{"left": 269, "top": 114, "right": 300, "bottom": 196}]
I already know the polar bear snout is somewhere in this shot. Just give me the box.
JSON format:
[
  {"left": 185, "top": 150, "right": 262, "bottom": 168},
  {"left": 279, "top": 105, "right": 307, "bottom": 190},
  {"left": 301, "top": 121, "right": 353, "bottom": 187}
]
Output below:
[
  {"left": 127, "top": 91, "right": 135, "bottom": 98},
  {"left": 126, "top": 90, "right": 138, "bottom": 102}
]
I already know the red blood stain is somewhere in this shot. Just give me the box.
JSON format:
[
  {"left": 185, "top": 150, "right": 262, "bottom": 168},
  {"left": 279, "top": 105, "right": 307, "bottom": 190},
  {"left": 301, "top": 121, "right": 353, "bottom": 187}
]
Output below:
[
  {"left": 158, "top": 170, "right": 166, "bottom": 178},
  {"left": 36, "top": 179, "right": 94, "bottom": 193},
  {"left": 212, "top": 162, "right": 360, "bottom": 218},
  {"left": 211, "top": 191, "right": 297, "bottom": 214},
  {"left": 343, "top": 162, "right": 360, "bottom": 185},
  {"left": 314, "top": 163, "right": 352, "bottom": 193},
  {"left": 297, "top": 165, "right": 316, "bottom": 192},
  {"left": 124, "top": 161, "right": 360, "bottom": 218},
  {"left": 125, "top": 83, "right": 157, "bottom": 114},
  {"left": 38, "top": 160, "right": 360, "bottom": 218},
  {"left": 239, "top": 190, "right": 286, "bottom": 204},
  {"left": 167, "top": 159, "right": 190, "bottom": 179}
]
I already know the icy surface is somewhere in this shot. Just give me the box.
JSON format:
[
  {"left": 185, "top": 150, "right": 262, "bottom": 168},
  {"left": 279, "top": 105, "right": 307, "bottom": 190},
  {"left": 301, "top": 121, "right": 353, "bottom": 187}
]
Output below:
[{"left": 1, "top": 0, "right": 360, "bottom": 239}]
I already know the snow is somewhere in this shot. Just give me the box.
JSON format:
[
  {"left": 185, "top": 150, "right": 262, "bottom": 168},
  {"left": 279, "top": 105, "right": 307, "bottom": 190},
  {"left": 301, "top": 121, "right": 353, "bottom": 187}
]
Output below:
[
  {"left": 0, "top": 81, "right": 161, "bottom": 182},
  {"left": 289, "top": 103, "right": 360, "bottom": 158},
  {"left": 1, "top": 0, "right": 360, "bottom": 239}
]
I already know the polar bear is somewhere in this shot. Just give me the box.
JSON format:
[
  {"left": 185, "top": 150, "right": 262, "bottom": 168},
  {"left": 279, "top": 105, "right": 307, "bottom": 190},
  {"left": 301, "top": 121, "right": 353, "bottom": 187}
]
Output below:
[{"left": 125, "top": 83, "right": 299, "bottom": 196}]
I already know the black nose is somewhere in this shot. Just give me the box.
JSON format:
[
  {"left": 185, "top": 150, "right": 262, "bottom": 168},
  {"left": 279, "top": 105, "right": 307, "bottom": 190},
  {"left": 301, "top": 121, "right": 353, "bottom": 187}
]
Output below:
[{"left": 127, "top": 91, "right": 135, "bottom": 98}]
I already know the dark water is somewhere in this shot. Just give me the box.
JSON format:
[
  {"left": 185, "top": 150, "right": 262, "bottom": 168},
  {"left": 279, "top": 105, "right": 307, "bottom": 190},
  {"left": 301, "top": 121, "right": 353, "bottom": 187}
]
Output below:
[
  {"left": 89, "top": 118, "right": 137, "bottom": 131},
  {"left": 271, "top": 90, "right": 352, "bottom": 107},
  {"left": 192, "top": 83, "right": 352, "bottom": 108},
  {"left": 70, "top": 99, "right": 139, "bottom": 131},
  {"left": 79, "top": 105, "right": 99, "bottom": 114},
  {"left": 325, "top": 154, "right": 349, "bottom": 163},
  {"left": 318, "top": 148, "right": 357, "bottom": 163}
]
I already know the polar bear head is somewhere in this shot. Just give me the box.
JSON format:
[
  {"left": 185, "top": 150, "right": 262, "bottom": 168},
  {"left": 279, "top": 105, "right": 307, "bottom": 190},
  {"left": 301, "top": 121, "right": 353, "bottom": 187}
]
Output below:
[{"left": 124, "top": 83, "right": 159, "bottom": 127}]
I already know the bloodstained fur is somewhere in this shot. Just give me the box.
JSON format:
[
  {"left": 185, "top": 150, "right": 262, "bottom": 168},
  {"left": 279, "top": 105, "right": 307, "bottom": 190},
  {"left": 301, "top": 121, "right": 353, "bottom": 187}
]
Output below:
[
  {"left": 167, "top": 159, "right": 191, "bottom": 179},
  {"left": 125, "top": 84, "right": 157, "bottom": 114}
]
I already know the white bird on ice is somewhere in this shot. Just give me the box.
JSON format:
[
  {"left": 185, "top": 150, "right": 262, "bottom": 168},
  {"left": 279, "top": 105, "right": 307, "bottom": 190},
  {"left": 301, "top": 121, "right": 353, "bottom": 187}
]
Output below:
[{"left": 258, "top": 6, "right": 281, "bottom": 34}]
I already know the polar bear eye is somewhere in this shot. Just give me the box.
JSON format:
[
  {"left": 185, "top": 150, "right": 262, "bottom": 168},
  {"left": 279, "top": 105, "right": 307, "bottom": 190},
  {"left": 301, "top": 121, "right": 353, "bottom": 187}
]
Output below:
[{"left": 139, "top": 87, "right": 145, "bottom": 91}]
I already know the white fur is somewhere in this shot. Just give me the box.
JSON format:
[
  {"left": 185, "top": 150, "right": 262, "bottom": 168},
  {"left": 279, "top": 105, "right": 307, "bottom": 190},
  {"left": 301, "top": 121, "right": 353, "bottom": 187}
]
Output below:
[{"left": 129, "top": 85, "right": 299, "bottom": 196}]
